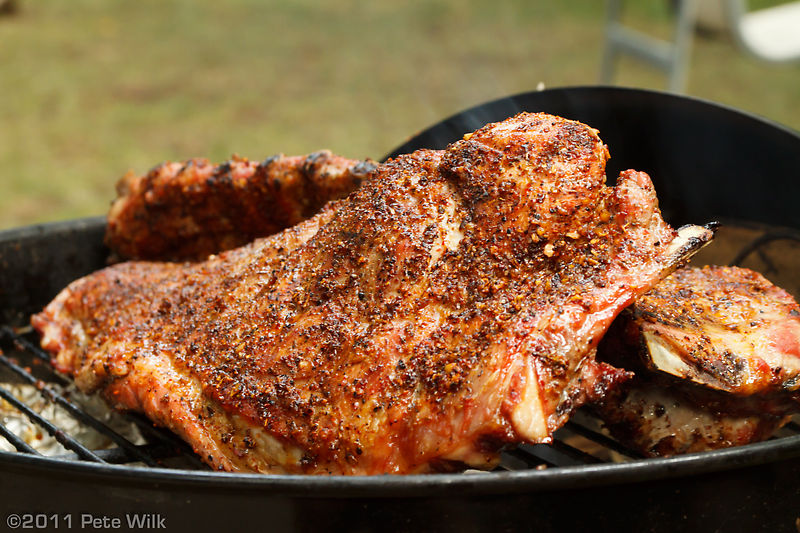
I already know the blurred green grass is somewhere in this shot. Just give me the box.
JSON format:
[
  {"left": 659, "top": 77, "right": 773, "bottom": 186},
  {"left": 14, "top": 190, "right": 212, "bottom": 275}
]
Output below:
[{"left": 1, "top": 0, "right": 798, "bottom": 229}]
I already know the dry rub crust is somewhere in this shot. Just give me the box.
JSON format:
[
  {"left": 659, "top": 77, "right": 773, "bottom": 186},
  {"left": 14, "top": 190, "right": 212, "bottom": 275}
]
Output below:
[
  {"left": 105, "top": 151, "right": 376, "bottom": 261},
  {"left": 34, "top": 113, "right": 711, "bottom": 474},
  {"left": 36, "top": 207, "right": 337, "bottom": 472}
]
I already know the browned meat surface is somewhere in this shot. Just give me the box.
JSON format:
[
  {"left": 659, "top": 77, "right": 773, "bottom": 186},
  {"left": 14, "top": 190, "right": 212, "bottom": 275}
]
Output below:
[
  {"left": 32, "top": 113, "right": 712, "bottom": 475},
  {"left": 105, "top": 151, "right": 376, "bottom": 261},
  {"left": 595, "top": 265, "right": 800, "bottom": 456},
  {"left": 604, "top": 265, "right": 800, "bottom": 395}
]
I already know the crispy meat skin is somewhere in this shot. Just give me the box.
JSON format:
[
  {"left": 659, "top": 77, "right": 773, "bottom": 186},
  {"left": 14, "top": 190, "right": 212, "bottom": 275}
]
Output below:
[
  {"left": 34, "top": 113, "right": 703, "bottom": 474},
  {"left": 105, "top": 151, "right": 376, "bottom": 261},
  {"left": 595, "top": 266, "right": 800, "bottom": 456}
]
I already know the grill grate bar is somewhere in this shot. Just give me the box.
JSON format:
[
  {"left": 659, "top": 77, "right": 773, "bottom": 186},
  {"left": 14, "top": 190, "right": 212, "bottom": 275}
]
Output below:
[
  {"left": 501, "top": 447, "right": 553, "bottom": 470},
  {"left": 518, "top": 441, "right": 600, "bottom": 468},
  {"left": 48, "top": 442, "right": 189, "bottom": 465},
  {"left": 1, "top": 326, "right": 71, "bottom": 384},
  {"left": 0, "top": 344, "right": 160, "bottom": 467},
  {"left": 0, "top": 327, "right": 209, "bottom": 470},
  {"left": 0, "top": 420, "right": 41, "bottom": 455},
  {"left": 551, "top": 438, "right": 603, "bottom": 464},
  {"left": 564, "top": 420, "right": 644, "bottom": 459},
  {"left": 0, "top": 383, "right": 105, "bottom": 462},
  {"left": 114, "top": 412, "right": 209, "bottom": 470},
  {"left": 1, "top": 327, "right": 210, "bottom": 469}
]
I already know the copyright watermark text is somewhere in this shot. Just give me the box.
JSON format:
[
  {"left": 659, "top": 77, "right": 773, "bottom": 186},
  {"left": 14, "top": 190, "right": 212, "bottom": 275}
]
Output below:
[{"left": 6, "top": 513, "right": 166, "bottom": 529}]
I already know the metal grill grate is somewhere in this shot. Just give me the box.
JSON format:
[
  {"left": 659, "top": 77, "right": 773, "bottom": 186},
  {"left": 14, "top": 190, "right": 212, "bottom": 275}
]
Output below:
[{"left": 0, "top": 325, "right": 208, "bottom": 470}]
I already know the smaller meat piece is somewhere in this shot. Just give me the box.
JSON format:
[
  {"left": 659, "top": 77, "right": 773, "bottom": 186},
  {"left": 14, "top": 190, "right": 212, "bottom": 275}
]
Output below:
[
  {"left": 609, "top": 265, "right": 800, "bottom": 395},
  {"left": 595, "top": 265, "right": 800, "bottom": 456},
  {"left": 105, "top": 151, "right": 376, "bottom": 261},
  {"left": 594, "top": 373, "right": 793, "bottom": 457}
]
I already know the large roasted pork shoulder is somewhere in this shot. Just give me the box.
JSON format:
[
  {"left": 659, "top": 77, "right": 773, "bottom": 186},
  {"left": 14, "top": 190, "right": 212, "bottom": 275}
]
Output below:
[{"left": 32, "top": 113, "right": 711, "bottom": 474}]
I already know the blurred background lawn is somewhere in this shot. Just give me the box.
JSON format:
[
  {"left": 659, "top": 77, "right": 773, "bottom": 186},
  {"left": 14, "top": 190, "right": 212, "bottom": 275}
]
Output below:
[{"left": 1, "top": 0, "right": 798, "bottom": 229}]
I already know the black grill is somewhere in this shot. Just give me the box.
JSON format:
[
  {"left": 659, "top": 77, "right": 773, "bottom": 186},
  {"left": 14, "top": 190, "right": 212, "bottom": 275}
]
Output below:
[
  {"left": 2, "top": 87, "right": 800, "bottom": 532},
  {"left": 3, "top": 223, "right": 800, "bottom": 474}
]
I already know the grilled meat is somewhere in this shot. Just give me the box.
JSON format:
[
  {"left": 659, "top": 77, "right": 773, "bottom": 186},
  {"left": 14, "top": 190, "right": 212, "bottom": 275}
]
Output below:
[
  {"left": 105, "top": 151, "right": 376, "bottom": 261},
  {"left": 604, "top": 265, "right": 800, "bottom": 395},
  {"left": 594, "top": 373, "right": 793, "bottom": 457},
  {"left": 32, "top": 113, "right": 712, "bottom": 474},
  {"left": 595, "top": 265, "right": 800, "bottom": 456}
]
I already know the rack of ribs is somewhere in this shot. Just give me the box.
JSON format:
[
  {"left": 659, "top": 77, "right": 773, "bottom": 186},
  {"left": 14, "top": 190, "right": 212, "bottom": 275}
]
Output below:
[
  {"left": 595, "top": 265, "right": 800, "bottom": 456},
  {"left": 105, "top": 151, "right": 376, "bottom": 261},
  {"left": 32, "top": 113, "right": 713, "bottom": 474}
]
